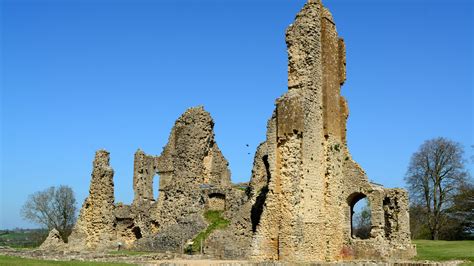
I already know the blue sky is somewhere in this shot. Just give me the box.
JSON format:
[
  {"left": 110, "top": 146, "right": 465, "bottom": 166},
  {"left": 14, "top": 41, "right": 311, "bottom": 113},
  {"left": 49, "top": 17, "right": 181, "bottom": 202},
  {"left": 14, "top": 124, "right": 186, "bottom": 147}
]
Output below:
[{"left": 1, "top": 0, "right": 472, "bottom": 229}]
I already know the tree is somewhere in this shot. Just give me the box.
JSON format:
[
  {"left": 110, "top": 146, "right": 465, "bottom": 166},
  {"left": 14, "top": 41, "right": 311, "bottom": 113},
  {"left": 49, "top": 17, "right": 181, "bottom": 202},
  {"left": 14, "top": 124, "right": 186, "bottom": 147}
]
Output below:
[
  {"left": 409, "top": 204, "right": 430, "bottom": 239},
  {"left": 21, "top": 185, "right": 77, "bottom": 242},
  {"left": 405, "top": 137, "right": 469, "bottom": 240},
  {"left": 442, "top": 181, "right": 474, "bottom": 239},
  {"left": 470, "top": 145, "right": 474, "bottom": 164},
  {"left": 353, "top": 200, "right": 371, "bottom": 239}
]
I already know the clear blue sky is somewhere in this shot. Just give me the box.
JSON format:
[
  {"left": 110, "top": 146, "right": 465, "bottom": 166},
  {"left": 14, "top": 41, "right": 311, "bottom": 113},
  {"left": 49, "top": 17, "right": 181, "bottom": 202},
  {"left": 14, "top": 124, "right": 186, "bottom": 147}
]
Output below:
[{"left": 1, "top": 0, "right": 472, "bottom": 229}]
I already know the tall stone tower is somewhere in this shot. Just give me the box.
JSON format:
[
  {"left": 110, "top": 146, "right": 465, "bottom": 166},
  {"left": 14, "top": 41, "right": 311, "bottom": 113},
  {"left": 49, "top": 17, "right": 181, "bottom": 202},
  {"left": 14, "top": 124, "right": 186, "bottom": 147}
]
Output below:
[{"left": 249, "top": 0, "right": 415, "bottom": 261}]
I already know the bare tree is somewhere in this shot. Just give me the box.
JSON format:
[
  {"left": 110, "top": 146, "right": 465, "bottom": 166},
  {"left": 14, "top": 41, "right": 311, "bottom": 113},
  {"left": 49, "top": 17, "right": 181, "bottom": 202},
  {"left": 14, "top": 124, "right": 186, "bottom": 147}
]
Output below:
[
  {"left": 353, "top": 203, "right": 371, "bottom": 239},
  {"left": 21, "top": 185, "right": 77, "bottom": 242},
  {"left": 405, "top": 137, "right": 469, "bottom": 240}
]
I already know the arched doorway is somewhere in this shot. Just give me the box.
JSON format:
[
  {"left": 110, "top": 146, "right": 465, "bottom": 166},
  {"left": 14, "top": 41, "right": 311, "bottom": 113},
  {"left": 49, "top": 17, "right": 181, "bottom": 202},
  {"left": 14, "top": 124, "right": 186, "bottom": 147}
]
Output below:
[{"left": 347, "top": 192, "right": 372, "bottom": 239}]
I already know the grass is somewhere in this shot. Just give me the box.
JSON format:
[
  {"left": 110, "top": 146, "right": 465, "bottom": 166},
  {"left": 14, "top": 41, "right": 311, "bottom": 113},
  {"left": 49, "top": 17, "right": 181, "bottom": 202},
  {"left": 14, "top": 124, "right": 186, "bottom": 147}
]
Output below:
[
  {"left": 190, "top": 210, "right": 230, "bottom": 253},
  {"left": 1, "top": 239, "right": 472, "bottom": 264},
  {"left": 0, "top": 255, "right": 135, "bottom": 266},
  {"left": 414, "top": 240, "right": 474, "bottom": 263},
  {"left": 0, "top": 230, "right": 46, "bottom": 248}
]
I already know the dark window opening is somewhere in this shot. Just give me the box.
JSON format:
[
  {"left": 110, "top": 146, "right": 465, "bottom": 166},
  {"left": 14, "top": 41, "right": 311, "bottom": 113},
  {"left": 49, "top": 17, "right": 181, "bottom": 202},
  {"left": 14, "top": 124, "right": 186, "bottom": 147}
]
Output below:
[
  {"left": 263, "top": 155, "right": 271, "bottom": 183},
  {"left": 251, "top": 185, "right": 268, "bottom": 232},
  {"left": 153, "top": 173, "right": 160, "bottom": 199},
  {"left": 251, "top": 155, "right": 271, "bottom": 233},
  {"left": 209, "top": 193, "right": 225, "bottom": 200},
  {"left": 132, "top": 226, "right": 142, "bottom": 240}
]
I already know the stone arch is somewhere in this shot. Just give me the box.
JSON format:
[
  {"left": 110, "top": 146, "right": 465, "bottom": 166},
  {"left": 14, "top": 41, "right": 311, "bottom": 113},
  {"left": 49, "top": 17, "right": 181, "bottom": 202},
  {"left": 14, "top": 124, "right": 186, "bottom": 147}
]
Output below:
[{"left": 347, "top": 192, "right": 372, "bottom": 239}]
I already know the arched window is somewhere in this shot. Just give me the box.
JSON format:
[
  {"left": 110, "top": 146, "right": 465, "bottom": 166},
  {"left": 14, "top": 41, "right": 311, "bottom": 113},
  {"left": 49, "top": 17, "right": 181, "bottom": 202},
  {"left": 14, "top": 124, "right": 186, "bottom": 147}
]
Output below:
[{"left": 347, "top": 193, "right": 372, "bottom": 239}]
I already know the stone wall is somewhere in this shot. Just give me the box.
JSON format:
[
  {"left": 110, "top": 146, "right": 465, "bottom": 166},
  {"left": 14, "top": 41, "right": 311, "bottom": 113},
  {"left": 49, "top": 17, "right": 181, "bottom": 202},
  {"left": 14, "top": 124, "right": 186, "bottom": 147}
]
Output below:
[
  {"left": 248, "top": 0, "right": 415, "bottom": 262},
  {"left": 62, "top": 0, "right": 415, "bottom": 262},
  {"left": 133, "top": 150, "right": 156, "bottom": 203},
  {"left": 67, "top": 107, "right": 237, "bottom": 252},
  {"left": 207, "top": 193, "right": 226, "bottom": 211},
  {"left": 152, "top": 107, "right": 232, "bottom": 232},
  {"left": 132, "top": 107, "right": 236, "bottom": 250}
]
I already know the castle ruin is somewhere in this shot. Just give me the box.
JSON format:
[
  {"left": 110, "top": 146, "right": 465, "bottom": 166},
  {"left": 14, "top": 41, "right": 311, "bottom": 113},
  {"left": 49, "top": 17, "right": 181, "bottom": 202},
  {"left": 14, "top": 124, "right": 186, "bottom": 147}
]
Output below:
[{"left": 62, "top": 0, "right": 416, "bottom": 262}]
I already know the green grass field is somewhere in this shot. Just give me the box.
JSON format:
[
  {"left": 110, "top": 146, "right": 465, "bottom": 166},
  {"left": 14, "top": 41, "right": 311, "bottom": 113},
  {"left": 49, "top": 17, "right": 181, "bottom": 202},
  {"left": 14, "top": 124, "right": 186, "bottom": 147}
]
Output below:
[
  {"left": 414, "top": 240, "right": 474, "bottom": 263},
  {"left": 0, "top": 255, "right": 135, "bottom": 266},
  {"left": 1, "top": 240, "right": 472, "bottom": 264},
  {"left": 0, "top": 230, "right": 46, "bottom": 248}
]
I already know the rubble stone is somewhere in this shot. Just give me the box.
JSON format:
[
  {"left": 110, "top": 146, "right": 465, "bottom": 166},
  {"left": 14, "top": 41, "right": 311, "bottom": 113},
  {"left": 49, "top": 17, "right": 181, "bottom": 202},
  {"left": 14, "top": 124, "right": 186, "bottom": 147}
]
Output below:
[{"left": 39, "top": 229, "right": 65, "bottom": 250}]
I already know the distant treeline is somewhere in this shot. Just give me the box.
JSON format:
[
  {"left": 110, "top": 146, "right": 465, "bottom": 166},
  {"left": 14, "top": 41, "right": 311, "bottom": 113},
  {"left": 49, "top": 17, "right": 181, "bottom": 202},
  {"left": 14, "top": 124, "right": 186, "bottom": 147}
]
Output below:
[{"left": 0, "top": 228, "right": 48, "bottom": 248}]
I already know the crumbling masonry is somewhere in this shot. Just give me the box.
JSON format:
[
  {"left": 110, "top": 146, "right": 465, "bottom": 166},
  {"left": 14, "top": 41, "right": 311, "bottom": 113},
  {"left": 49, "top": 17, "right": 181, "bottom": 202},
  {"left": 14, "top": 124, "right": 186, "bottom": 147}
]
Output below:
[
  {"left": 63, "top": 0, "right": 416, "bottom": 262},
  {"left": 245, "top": 1, "right": 415, "bottom": 260}
]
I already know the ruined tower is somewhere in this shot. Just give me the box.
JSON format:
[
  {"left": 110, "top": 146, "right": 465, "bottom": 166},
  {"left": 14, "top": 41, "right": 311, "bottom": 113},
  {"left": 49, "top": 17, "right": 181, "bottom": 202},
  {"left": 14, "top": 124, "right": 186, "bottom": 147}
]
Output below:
[
  {"left": 68, "top": 150, "right": 116, "bottom": 251},
  {"left": 248, "top": 0, "right": 415, "bottom": 261}
]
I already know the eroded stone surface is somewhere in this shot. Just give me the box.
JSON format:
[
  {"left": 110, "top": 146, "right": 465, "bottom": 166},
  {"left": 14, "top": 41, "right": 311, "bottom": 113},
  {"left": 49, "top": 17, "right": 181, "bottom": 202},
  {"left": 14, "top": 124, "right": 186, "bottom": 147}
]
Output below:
[
  {"left": 66, "top": 107, "right": 236, "bottom": 253},
  {"left": 68, "top": 150, "right": 116, "bottom": 251},
  {"left": 53, "top": 0, "right": 415, "bottom": 262},
  {"left": 39, "top": 229, "right": 65, "bottom": 250},
  {"left": 246, "top": 0, "right": 415, "bottom": 262}
]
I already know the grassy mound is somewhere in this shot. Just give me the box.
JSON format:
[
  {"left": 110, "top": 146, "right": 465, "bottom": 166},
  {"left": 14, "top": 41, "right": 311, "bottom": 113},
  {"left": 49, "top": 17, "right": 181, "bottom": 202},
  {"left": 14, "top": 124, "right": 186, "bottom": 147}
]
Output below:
[{"left": 189, "top": 210, "right": 230, "bottom": 253}]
